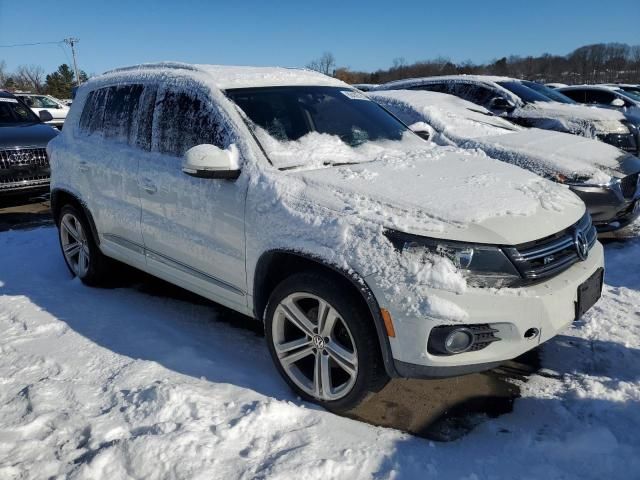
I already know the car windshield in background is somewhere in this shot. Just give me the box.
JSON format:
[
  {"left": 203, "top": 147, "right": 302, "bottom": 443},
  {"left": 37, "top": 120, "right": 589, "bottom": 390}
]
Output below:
[
  {"left": 497, "top": 81, "right": 555, "bottom": 104},
  {"left": 522, "top": 81, "right": 576, "bottom": 104},
  {"left": 26, "top": 95, "right": 61, "bottom": 108},
  {"left": 0, "top": 98, "right": 40, "bottom": 125},
  {"left": 618, "top": 89, "right": 640, "bottom": 102},
  {"left": 226, "top": 86, "right": 423, "bottom": 169}
]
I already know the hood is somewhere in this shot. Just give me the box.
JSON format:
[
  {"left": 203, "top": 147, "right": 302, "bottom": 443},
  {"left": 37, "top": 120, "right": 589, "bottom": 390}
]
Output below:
[
  {"left": 289, "top": 147, "right": 585, "bottom": 245},
  {"left": 511, "top": 102, "right": 629, "bottom": 136},
  {"left": 474, "top": 128, "right": 639, "bottom": 182},
  {"left": 0, "top": 123, "right": 60, "bottom": 149}
]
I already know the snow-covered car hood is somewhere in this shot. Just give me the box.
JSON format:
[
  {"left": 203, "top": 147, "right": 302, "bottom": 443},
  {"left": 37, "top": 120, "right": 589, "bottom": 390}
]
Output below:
[
  {"left": 288, "top": 147, "right": 585, "bottom": 245},
  {"left": 476, "top": 129, "right": 640, "bottom": 182},
  {"left": 511, "top": 102, "right": 629, "bottom": 136}
]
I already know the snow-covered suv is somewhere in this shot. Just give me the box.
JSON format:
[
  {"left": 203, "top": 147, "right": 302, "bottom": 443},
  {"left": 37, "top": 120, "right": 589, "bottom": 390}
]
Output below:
[{"left": 47, "top": 63, "right": 604, "bottom": 411}]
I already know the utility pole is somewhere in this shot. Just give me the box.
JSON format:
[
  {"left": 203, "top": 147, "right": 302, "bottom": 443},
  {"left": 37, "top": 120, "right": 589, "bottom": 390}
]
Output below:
[{"left": 64, "top": 37, "right": 81, "bottom": 85}]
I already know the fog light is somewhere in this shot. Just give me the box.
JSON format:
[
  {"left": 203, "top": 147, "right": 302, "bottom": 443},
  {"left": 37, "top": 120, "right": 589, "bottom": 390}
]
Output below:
[
  {"left": 444, "top": 328, "right": 474, "bottom": 354},
  {"left": 428, "top": 324, "right": 501, "bottom": 356}
]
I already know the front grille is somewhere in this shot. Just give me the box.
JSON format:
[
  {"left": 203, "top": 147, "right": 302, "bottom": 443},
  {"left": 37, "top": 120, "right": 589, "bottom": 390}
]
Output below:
[
  {"left": 620, "top": 173, "right": 639, "bottom": 199},
  {"left": 0, "top": 174, "right": 49, "bottom": 190},
  {"left": 0, "top": 148, "right": 49, "bottom": 170},
  {"left": 505, "top": 213, "right": 597, "bottom": 283}
]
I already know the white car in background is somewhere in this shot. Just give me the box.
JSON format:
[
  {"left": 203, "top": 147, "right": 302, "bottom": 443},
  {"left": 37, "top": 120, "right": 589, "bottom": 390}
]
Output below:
[
  {"left": 370, "top": 89, "right": 640, "bottom": 232},
  {"left": 48, "top": 63, "right": 603, "bottom": 411},
  {"left": 15, "top": 93, "right": 69, "bottom": 129}
]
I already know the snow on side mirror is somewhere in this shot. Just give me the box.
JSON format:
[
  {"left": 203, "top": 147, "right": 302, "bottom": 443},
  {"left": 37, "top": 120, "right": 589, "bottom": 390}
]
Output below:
[
  {"left": 409, "top": 122, "right": 435, "bottom": 141},
  {"left": 611, "top": 98, "right": 626, "bottom": 108},
  {"left": 182, "top": 144, "right": 241, "bottom": 180}
]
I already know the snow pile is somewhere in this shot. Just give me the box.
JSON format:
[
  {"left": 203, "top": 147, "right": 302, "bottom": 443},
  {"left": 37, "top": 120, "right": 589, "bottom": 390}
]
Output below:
[
  {"left": 0, "top": 228, "right": 639, "bottom": 479},
  {"left": 371, "top": 89, "right": 631, "bottom": 183}
]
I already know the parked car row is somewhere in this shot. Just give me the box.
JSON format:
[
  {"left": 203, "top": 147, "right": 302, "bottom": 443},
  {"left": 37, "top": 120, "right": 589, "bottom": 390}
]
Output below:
[{"left": 40, "top": 63, "right": 613, "bottom": 412}]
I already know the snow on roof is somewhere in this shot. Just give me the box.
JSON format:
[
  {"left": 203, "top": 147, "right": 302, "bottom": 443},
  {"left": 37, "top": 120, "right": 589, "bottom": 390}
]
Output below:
[
  {"left": 103, "top": 62, "right": 348, "bottom": 90},
  {"left": 375, "top": 74, "right": 517, "bottom": 91}
]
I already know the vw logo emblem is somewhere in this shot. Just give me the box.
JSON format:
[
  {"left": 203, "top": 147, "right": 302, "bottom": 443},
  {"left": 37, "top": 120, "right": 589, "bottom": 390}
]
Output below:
[{"left": 573, "top": 230, "right": 589, "bottom": 261}]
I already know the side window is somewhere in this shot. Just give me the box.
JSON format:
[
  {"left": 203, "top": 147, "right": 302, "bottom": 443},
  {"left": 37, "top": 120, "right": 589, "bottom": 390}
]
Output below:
[
  {"left": 584, "top": 90, "right": 616, "bottom": 105},
  {"left": 155, "top": 88, "right": 230, "bottom": 157},
  {"left": 411, "top": 83, "right": 448, "bottom": 94},
  {"left": 79, "top": 88, "right": 109, "bottom": 134},
  {"left": 452, "top": 84, "right": 496, "bottom": 107},
  {"left": 102, "top": 84, "right": 144, "bottom": 144},
  {"left": 560, "top": 90, "right": 586, "bottom": 103},
  {"left": 78, "top": 84, "right": 157, "bottom": 150}
]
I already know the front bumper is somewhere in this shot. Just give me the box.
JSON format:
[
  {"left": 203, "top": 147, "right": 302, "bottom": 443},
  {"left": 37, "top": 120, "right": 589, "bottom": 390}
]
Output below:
[
  {"left": 570, "top": 184, "right": 640, "bottom": 232},
  {"left": 366, "top": 241, "right": 605, "bottom": 378}
]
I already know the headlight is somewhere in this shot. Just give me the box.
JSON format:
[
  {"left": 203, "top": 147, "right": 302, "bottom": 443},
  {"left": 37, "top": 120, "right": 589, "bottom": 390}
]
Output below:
[{"left": 385, "top": 230, "right": 523, "bottom": 288}]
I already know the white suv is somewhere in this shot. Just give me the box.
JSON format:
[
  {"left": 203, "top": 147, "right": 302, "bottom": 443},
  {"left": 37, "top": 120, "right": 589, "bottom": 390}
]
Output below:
[{"left": 47, "top": 63, "right": 604, "bottom": 411}]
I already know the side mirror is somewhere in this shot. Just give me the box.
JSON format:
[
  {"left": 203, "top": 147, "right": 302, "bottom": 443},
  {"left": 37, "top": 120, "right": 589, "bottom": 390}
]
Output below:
[
  {"left": 611, "top": 98, "right": 626, "bottom": 108},
  {"left": 489, "top": 97, "right": 515, "bottom": 111},
  {"left": 39, "top": 110, "right": 53, "bottom": 122},
  {"left": 182, "top": 144, "right": 240, "bottom": 179},
  {"left": 409, "top": 122, "right": 435, "bottom": 141}
]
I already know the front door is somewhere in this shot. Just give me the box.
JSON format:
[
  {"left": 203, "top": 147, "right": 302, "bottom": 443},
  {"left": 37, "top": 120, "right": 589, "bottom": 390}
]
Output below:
[{"left": 138, "top": 80, "right": 248, "bottom": 311}]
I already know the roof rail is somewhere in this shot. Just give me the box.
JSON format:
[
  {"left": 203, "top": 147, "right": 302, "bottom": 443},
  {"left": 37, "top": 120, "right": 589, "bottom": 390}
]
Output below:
[{"left": 104, "top": 62, "right": 200, "bottom": 75}]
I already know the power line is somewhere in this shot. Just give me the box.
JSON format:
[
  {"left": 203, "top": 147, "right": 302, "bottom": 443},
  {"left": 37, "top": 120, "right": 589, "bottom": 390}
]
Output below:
[{"left": 0, "top": 40, "right": 64, "bottom": 48}]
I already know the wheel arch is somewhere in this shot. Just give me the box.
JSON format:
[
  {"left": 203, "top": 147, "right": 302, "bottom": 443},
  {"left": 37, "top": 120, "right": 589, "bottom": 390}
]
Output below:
[
  {"left": 50, "top": 188, "right": 100, "bottom": 245},
  {"left": 253, "top": 249, "right": 398, "bottom": 379}
]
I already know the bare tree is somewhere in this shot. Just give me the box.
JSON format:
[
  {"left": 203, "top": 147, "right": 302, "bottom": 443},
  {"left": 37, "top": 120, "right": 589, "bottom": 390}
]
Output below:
[
  {"left": 0, "top": 60, "right": 7, "bottom": 87},
  {"left": 15, "top": 64, "right": 45, "bottom": 93},
  {"left": 307, "top": 52, "right": 336, "bottom": 76}
]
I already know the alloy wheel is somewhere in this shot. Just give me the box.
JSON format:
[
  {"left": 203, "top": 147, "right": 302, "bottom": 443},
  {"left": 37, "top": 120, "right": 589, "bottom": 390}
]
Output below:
[
  {"left": 60, "top": 212, "right": 90, "bottom": 278},
  {"left": 271, "top": 293, "right": 358, "bottom": 401}
]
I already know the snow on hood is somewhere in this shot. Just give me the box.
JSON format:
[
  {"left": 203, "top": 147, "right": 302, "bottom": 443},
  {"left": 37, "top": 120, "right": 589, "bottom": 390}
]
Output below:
[
  {"left": 370, "top": 90, "right": 637, "bottom": 183},
  {"left": 288, "top": 146, "right": 585, "bottom": 245},
  {"left": 511, "top": 101, "right": 628, "bottom": 136}
]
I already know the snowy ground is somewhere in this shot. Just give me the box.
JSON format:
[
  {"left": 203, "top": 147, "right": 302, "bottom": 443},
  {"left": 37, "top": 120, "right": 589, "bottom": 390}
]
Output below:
[{"left": 0, "top": 226, "right": 638, "bottom": 479}]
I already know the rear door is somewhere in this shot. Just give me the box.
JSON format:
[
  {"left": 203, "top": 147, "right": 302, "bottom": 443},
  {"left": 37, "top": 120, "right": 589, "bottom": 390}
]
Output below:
[
  {"left": 74, "top": 83, "right": 154, "bottom": 268},
  {"left": 137, "top": 79, "right": 248, "bottom": 311}
]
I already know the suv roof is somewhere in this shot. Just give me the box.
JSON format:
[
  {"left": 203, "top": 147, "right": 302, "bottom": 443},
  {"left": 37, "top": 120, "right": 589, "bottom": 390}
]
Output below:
[{"left": 101, "top": 62, "right": 346, "bottom": 90}]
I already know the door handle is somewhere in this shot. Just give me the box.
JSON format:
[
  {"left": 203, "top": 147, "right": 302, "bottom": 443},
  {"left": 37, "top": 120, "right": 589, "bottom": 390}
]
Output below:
[
  {"left": 140, "top": 178, "right": 157, "bottom": 194},
  {"left": 78, "top": 161, "right": 90, "bottom": 172}
]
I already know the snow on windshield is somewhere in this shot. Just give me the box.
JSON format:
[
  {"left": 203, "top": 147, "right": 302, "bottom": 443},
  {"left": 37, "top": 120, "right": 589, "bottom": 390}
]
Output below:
[
  {"left": 253, "top": 127, "right": 426, "bottom": 170},
  {"left": 369, "top": 90, "right": 521, "bottom": 140}
]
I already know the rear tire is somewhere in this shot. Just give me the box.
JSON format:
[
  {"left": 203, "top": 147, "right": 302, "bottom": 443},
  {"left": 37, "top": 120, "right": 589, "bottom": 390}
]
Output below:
[
  {"left": 265, "top": 272, "right": 388, "bottom": 412},
  {"left": 57, "top": 204, "right": 112, "bottom": 286}
]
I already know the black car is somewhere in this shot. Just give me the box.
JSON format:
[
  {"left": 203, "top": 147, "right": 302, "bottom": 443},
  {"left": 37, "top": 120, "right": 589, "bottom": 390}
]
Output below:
[{"left": 0, "top": 91, "right": 59, "bottom": 196}]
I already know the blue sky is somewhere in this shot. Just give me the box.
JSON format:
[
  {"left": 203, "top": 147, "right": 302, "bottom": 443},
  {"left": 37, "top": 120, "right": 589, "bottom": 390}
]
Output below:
[{"left": 1, "top": 0, "right": 638, "bottom": 77}]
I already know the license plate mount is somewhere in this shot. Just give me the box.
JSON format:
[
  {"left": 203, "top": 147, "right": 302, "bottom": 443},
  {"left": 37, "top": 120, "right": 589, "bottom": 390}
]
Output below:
[{"left": 575, "top": 267, "right": 604, "bottom": 320}]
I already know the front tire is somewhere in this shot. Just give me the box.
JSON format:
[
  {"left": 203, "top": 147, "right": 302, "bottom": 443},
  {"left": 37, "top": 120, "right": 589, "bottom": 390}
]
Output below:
[
  {"left": 265, "top": 272, "right": 388, "bottom": 412},
  {"left": 57, "top": 204, "right": 112, "bottom": 286}
]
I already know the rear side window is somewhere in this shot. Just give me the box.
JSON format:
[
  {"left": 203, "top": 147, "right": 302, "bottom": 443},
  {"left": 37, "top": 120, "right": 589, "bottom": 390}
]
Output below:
[
  {"left": 155, "top": 89, "right": 229, "bottom": 157},
  {"left": 560, "top": 90, "right": 586, "bottom": 103},
  {"left": 583, "top": 90, "right": 616, "bottom": 105},
  {"left": 412, "top": 83, "right": 449, "bottom": 94},
  {"left": 78, "top": 84, "right": 157, "bottom": 150},
  {"left": 451, "top": 83, "right": 496, "bottom": 106}
]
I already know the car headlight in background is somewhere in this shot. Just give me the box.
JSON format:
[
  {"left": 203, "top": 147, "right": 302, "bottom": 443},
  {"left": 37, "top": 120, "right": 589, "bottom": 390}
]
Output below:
[{"left": 384, "top": 230, "right": 522, "bottom": 288}]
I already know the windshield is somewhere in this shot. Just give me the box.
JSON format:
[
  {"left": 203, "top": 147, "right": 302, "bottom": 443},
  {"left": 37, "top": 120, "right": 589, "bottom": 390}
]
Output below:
[
  {"left": 0, "top": 97, "right": 40, "bottom": 125},
  {"left": 618, "top": 88, "right": 640, "bottom": 102},
  {"left": 496, "top": 81, "right": 555, "bottom": 104},
  {"left": 226, "top": 86, "right": 425, "bottom": 169},
  {"left": 521, "top": 81, "right": 576, "bottom": 104}
]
